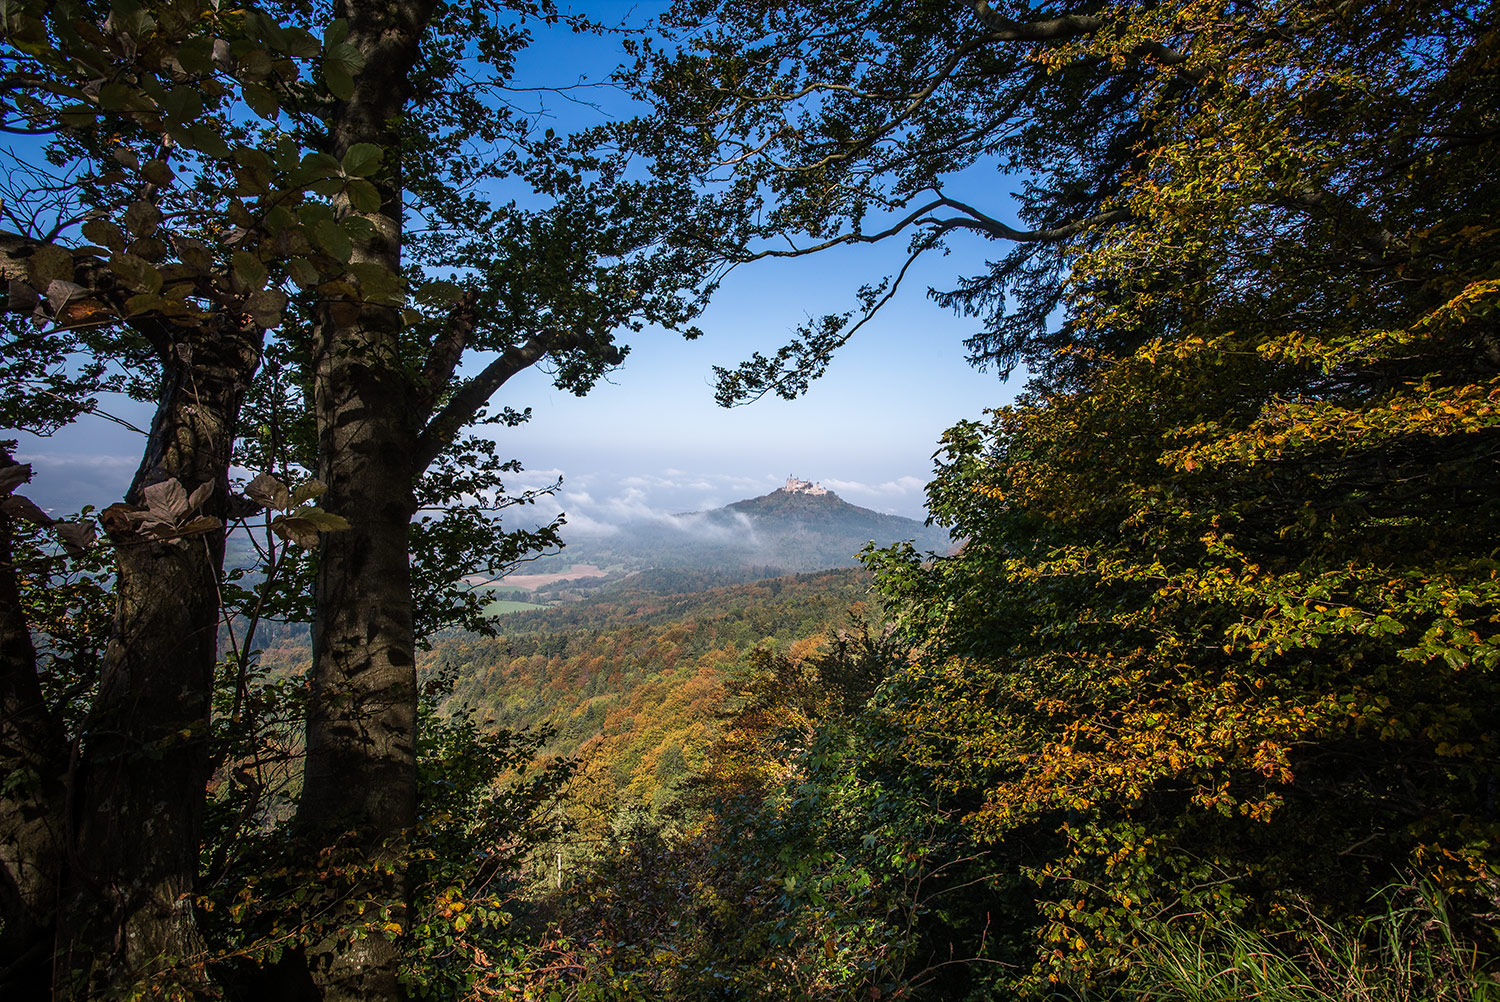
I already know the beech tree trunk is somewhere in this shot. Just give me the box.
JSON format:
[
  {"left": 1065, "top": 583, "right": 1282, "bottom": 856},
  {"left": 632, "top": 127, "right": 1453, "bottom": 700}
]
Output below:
[
  {"left": 294, "top": 2, "right": 434, "bottom": 999},
  {"left": 0, "top": 455, "right": 69, "bottom": 1002},
  {"left": 57, "top": 321, "right": 261, "bottom": 997}
]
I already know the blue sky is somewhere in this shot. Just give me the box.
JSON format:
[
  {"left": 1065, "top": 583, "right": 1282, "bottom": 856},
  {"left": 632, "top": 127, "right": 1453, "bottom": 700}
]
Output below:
[
  {"left": 462, "top": 4, "right": 1024, "bottom": 523},
  {"left": 12, "top": 3, "right": 1023, "bottom": 525}
]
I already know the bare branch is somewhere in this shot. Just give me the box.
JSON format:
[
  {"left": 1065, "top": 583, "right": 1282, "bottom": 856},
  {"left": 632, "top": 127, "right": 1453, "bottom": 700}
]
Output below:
[
  {"left": 413, "top": 334, "right": 551, "bottom": 476},
  {"left": 929, "top": 197, "right": 1133, "bottom": 242},
  {"left": 960, "top": 2, "right": 1106, "bottom": 41},
  {"left": 733, "top": 195, "right": 1130, "bottom": 262},
  {"left": 414, "top": 289, "right": 478, "bottom": 420}
]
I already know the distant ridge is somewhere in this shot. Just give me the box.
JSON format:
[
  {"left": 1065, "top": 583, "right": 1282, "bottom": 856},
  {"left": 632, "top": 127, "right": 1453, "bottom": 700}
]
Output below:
[{"left": 526, "top": 478, "right": 951, "bottom": 582}]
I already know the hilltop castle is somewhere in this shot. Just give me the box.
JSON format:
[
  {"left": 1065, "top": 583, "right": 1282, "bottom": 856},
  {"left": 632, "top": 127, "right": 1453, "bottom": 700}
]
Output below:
[{"left": 782, "top": 475, "right": 830, "bottom": 496}]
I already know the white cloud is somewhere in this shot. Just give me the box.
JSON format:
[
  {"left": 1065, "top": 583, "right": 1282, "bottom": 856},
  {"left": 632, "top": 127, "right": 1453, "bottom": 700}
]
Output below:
[
  {"left": 13, "top": 451, "right": 141, "bottom": 512},
  {"left": 534, "top": 466, "right": 932, "bottom": 538},
  {"left": 557, "top": 508, "right": 620, "bottom": 537},
  {"left": 618, "top": 470, "right": 775, "bottom": 495},
  {"left": 823, "top": 475, "right": 925, "bottom": 497}
]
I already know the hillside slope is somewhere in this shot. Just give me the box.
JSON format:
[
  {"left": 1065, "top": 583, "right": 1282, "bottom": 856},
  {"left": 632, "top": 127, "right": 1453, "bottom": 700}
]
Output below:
[
  {"left": 429, "top": 567, "right": 878, "bottom": 829},
  {"left": 523, "top": 482, "right": 951, "bottom": 583}
]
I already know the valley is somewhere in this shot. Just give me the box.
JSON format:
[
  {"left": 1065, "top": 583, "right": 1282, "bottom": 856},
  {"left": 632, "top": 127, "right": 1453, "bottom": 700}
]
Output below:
[{"left": 480, "top": 478, "right": 951, "bottom": 610}]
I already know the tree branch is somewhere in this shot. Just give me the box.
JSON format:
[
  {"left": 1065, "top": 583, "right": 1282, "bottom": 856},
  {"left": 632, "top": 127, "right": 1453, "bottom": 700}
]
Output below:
[
  {"left": 414, "top": 289, "right": 478, "bottom": 420},
  {"left": 961, "top": 3, "right": 1201, "bottom": 75},
  {"left": 1279, "top": 185, "right": 1409, "bottom": 260},
  {"left": 960, "top": 2, "right": 1105, "bottom": 41},
  {"left": 734, "top": 195, "right": 1129, "bottom": 261},
  {"left": 412, "top": 334, "right": 552, "bottom": 476},
  {"left": 931, "top": 197, "right": 1133, "bottom": 242}
]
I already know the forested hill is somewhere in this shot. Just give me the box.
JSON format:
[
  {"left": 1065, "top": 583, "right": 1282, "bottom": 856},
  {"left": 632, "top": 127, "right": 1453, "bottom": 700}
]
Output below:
[
  {"left": 720, "top": 484, "right": 928, "bottom": 536},
  {"left": 528, "top": 484, "right": 952, "bottom": 578},
  {"left": 426, "top": 567, "right": 877, "bottom": 826}
]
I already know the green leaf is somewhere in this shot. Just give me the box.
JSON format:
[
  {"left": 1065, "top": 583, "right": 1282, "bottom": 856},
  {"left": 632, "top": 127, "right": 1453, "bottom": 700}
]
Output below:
[
  {"left": 243, "top": 83, "right": 279, "bottom": 121},
  {"left": 323, "top": 18, "right": 350, "bottom": 48},
  {"left": 341, "top": 143, "right": 384, "bottom": 178},
  {"left": 294, "top": 151, "right": 341, "bottom": 182},
  {"left": 313, "top": 219, "right": 353, "bottom": 263},
  {"left": 264, "top": 205, "right": 295, "bottom": 234},
  {"left": 281, "top": 28, "right": 321, "bottom": 59},
  {"left": 25, "top": 244, "right": 74, "bottom": 288},
  {"left": 414, "top": 280, "right": 463, "bottom": 305},
  {"left": 127, "top": 236, "right": 166, "bottom": 262},
  {"left": 231, "top": 251, "right": 269, "bottom": 292},
  {"left": 345, "top": 178, "right": 382, "bottom": 213},
  {"left": 141, "top": 159, "right": 174, "bottom": 185},
  {"left": 324, "top": 64, "right": 354, "bottom": 101},
  {"left": 58, "top": 105, "right": 96, "bottom": 127},
  {"left": 81, "top": 219, "right": 125, "bottom": 252},
  {"left": 340, "top": 216, "right": 376, "bottom": 240},
  {"left": 272, "top": 507, "right": 351, "bottom": 549},
  {"left": 109, "top": 253, "right": 163, "bottom": 294},
  {"left": 159, "top": 85, "right": 204, "bottom": 121},
  {"left": 245, "top": 288, "right": 287, "bottom": 328},
  {"left": 122, "top": 200, "right": 163, "bottom": 238},
  {"left": 243, "top": 9, "right": 286, "bottom": 53},
  {"left": 287, "top": 257, "right": 322, "bottom": 289},
  {"left": 322, "top": 41, "right": 365, "bottom": 101},
  {"left": 185, "top": 124, "right": 230, "bottom": 159},
  {"left": 175, "top": 36, "right": 215, "bottom": 74},
  {"left": 350, "top": 262, "right": 401, "bottom": 303},
  {"left": 234, "top": 144, "right": 272, "bottom": 177},
  {"left": 237, "top": 47, "right": 273, "bottom": 81},
  {"left": 98, "top": 82, "right": 133, "bottom": 110},
  {"left": 290, "top": 479, "right": 328, "bottom": 505},
  {"left": 297, "top": 507, "right": 351, "bottom": 531},
  {"left": 124, "top": 292, "right": 166, "bottom": 316}
]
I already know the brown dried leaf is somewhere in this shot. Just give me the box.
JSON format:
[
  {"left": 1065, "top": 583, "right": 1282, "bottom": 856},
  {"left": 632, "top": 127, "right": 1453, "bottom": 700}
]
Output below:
[
  {"left": 7, "top": 279, "right": 39, "bottom": 313},
  {"left": 142, "top": 478, "right": 189, "bottom": 520},
  {"left": 99, "top": 502, "right": 147, "bottom": 534},
  {"left": 289, "top": 479, "right": 328, "bottom": 505},
  {"left": 186, "top": 480, "right": 214, "bottom": 513},
  {"left": 245, "top": 472, "right": 291, "bottom": 510},
  {"left": 59, "top": 299, "right": 113, "bottom": 324},
  {"left": 270, "top": 515, "right": 321, "bottom": 549},
  {"left": 45, "top": 278, "right": 90, "bottom": 311},
  {"left": 55, "top": 519, "right": 97, "bottom": 556}
]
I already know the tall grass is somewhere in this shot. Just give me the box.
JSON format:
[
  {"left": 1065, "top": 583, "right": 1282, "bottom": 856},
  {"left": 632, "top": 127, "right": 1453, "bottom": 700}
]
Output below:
[{"left": 1115, "top": 884, "right": 1499, "bottom": 1002}]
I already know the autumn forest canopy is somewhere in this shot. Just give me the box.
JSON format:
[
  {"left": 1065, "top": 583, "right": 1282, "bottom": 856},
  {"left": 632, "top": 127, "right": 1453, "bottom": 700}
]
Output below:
[{"left": 1, "top": 0, "right": 1498, "bottom": 999}]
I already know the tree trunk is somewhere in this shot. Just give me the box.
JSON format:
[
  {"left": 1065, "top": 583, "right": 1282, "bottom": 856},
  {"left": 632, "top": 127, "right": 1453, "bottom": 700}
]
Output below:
[
  {"left": 0, "top": 455, "right": 69, "bottom": 1002},
  {"left": 294, "top": 2, "right": 434, "bottom": 998},
  {"left": 57, "top": 320, "right": 261, "bottom": 998},
  {"left": 297, "top": 356, "right": 419, "bottom": 1002}
]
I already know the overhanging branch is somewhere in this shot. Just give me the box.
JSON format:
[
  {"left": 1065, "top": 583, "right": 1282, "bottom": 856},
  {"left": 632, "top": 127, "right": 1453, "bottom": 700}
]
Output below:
[
  {"left": 734, "top": 195, "right": 1130, "bottom": 261},
  {"left": 413, "top": 334, "right": 551, "bottom": 476},
  {"left": 960, "top": 2, "right": 1105, "bottom": 41},
  {"left": 414, "top": 290, "right": 478, "bottom": 419}
]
